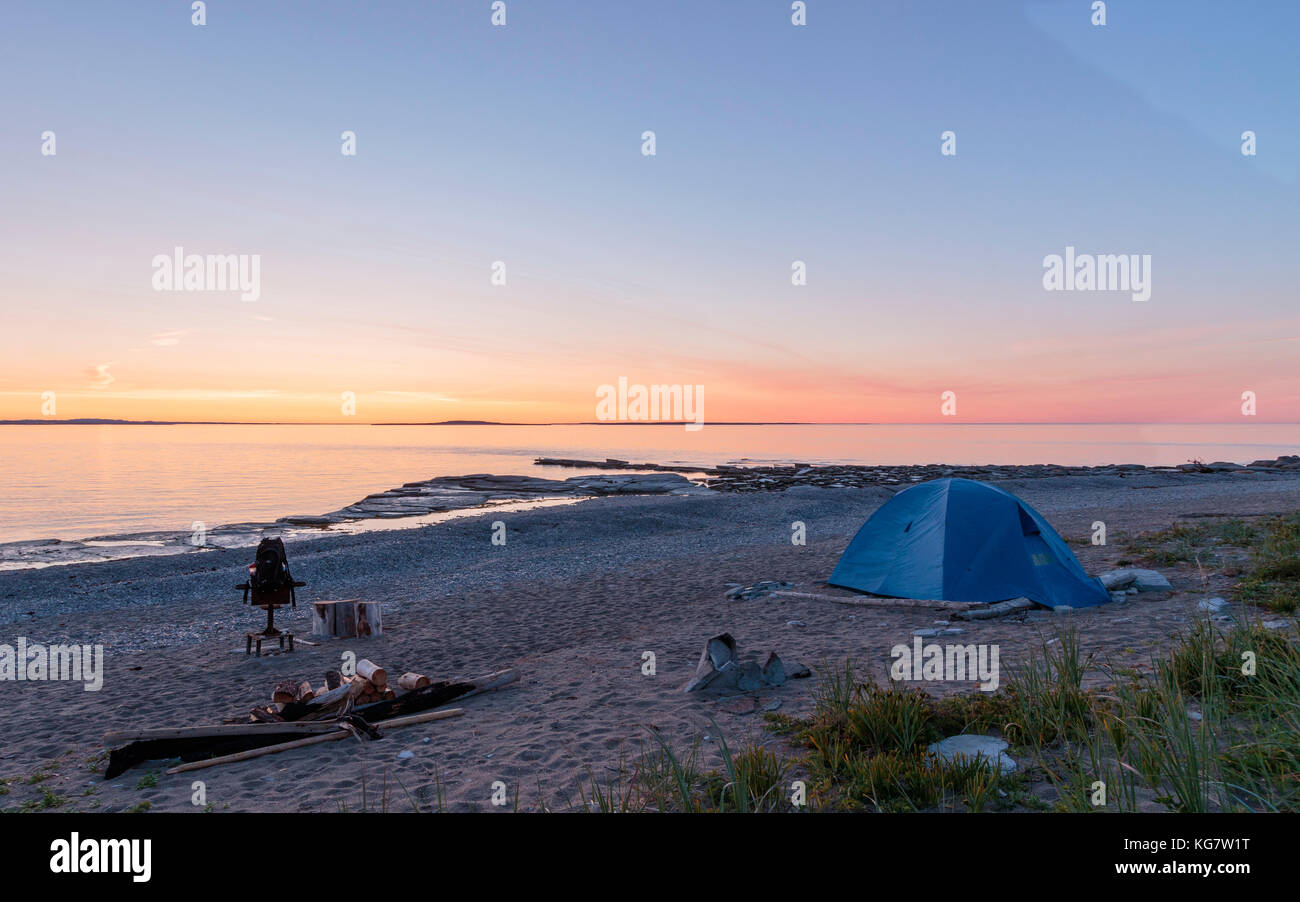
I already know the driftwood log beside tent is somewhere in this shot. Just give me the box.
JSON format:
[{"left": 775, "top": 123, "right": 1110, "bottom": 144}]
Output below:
[{"left": 103, "top": 668, "right": 518, "bottom": 779}]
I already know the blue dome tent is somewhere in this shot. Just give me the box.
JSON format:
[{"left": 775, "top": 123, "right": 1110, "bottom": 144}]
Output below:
[{"left": 829, "top": 478, "right": 1110, "bottom": 608}]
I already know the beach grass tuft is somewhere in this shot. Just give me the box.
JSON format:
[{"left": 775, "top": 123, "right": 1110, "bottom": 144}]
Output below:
[{"left": 769, "top": 614, "right": 1298, "bottom": 813}]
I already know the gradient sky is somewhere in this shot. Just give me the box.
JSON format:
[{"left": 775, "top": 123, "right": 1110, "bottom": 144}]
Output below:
[{"left": 1, "top": 1, "right": 1297, "bottom": 423}]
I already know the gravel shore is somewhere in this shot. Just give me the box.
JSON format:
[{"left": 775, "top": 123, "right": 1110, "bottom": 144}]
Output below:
[
  {"left": 4, "top": 468, "right": 1298, "bottom": 645},
  {"left": 4, "top": 468, "right": 1299, "bottom": 813}
]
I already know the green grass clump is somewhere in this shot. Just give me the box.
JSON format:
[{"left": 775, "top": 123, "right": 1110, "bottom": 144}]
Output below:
[
  {"left": 777, "top": 615, "right": 1299, "bottom": 813},
  {"left": 1035, "top": 616, "right": 1300, "bottom": 812},
  {"left": 798, "top": 663, "right": 1018, "bottom": 812},
  {"left": 1127, "top": 514, "right": 1300, "bottom": 612},
  {"left": 575, "top": 727, "right": 798, "bottom": 813},
  {"left": 1126, "top": 518, "right": 1258, "bottom": 568}
]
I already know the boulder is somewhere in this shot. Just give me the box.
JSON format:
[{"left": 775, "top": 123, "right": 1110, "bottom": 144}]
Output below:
[
  {"left": 1197, "top": 597, "right": 1228, "bottom": 613},
  {"left": 683, "top": 636, "right": 804, "bottom": 691},
  {"left": 737, "top": 660, "right": 765, "bottom": 691},
  {"left": 785, "top": 661, "right": 813, "bottom": 679},
  {"left": 761, "top": 652, "right": 787, "bottom": 687}
]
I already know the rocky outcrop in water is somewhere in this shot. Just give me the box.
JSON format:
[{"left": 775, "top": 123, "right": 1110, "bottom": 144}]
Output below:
[
  {"left": 536, "top": 455, "right": 1300, "bottom": 493},
  {"left": 281, "top": 472, "right": 708, "bottom": 526}
]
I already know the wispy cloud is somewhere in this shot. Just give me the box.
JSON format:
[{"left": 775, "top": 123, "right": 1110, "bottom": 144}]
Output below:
[
  {"left": 150, "top": 330, "right": 188, "bottom": 347},
  {"left": 374, "top": 390, "right": 460, "bottom": 402}
]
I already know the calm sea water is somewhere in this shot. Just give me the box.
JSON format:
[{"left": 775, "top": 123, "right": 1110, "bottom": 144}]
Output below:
[{"left": 2, "top": 423, "right": 1298, "bottom": 544}]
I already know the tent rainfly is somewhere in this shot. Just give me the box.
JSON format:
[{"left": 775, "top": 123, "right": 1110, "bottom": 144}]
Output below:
[{"left": 828, "top": 478, "right": 1111, "bottom": 608}]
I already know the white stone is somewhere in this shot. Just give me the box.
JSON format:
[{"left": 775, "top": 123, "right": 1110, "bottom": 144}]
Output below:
[{"left": 926, "top": 735, "right": 1017, "bottom": 774}]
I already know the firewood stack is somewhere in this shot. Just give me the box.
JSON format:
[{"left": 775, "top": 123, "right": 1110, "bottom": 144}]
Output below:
[
  {"left": 272, "top": 680, "right": 316, "bottom": 705},
  {"left": 343, "top": 659, "right": 396, "bottom": 705},
  {"left": 266, "top": 660, "right": 431, "bottom": 713}
]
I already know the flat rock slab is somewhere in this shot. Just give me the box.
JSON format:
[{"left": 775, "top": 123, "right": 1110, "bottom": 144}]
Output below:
[
  {"left": 1099, "top": 568, "right": 1172, "bottom": 593},
  {"left": 294, "top": 472, "right": 708, "bottom": 527},
  {"left": 926, "top": 734, "right": 1017, "bottom": 774}
]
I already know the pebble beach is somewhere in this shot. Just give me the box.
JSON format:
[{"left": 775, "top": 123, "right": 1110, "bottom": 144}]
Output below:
[{"left": 3, "top": 463, "right": 1299, "bottom": 812}]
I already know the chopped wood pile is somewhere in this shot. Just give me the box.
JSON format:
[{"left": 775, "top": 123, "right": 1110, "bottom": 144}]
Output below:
[{"left": 103, "top": 664, "right": 519, "bottom": 778}]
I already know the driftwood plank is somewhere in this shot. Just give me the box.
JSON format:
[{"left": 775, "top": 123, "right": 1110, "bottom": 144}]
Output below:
[
  {"left": 104, "top": 720, "right": 358, "bottom": 746},
  {"left": 952, "top": 597, "right": 1040, "bottom": 621},
  {"left": 104, "top": 669, "right": 520, "bottom": 778},
  {"left": 164, "top": 708, "right": 465, "bottom": 775}
]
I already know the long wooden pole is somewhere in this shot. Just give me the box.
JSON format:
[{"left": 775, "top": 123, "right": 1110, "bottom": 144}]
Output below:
[
  {"left": 165, "top": 708, "right": 465, "bottom": 775},
  {"left": 105, "top": 720, "right": 357, "bottom": 745},
  {"left": 770, "top": 590, "right": 978, "bottom": 611}
]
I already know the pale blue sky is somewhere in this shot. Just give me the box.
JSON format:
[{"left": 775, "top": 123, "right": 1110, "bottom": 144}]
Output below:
[{"left": 1, "top": 1, "right": 1296, "bottom": 422}]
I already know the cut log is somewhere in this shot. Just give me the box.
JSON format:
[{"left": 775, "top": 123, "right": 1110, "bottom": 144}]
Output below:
[
  {"left": 356, "top": 660, "right": 386, "bottom": 687},
  {"left": 398, "top": 672, "right": 430, "bottom": 690},
  {"left": 357, "top": 601, "right": 383, "bottom": 637},
  {"left": 297, "top": 681, "right": 315, "bottom": 703},
  {"left": 337, "top": 602, "right": 358, "bottom": 638},
  {"left": 310, "top": 599, "right": 381, "bottom": 639},
  {"left": 310, "top": 601, "right": 336, "bottom": 637},
  {"left": 272, "top": 680, "right": 300, "bottom": 705},
  {"left": 165, "top": 708, "right": 466, "bottom": 775}
]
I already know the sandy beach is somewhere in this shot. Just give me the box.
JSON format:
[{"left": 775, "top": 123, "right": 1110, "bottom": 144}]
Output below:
[{"left": 3, "top": 467, "right": 1297, "bottom": 813}]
